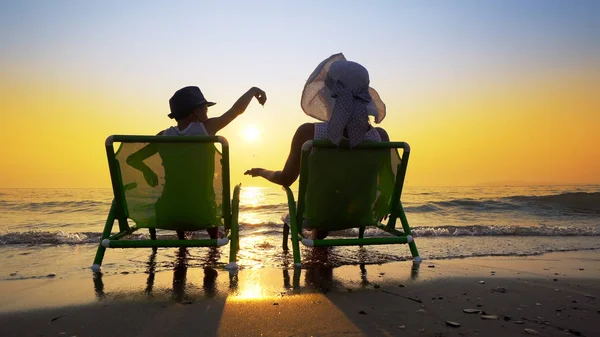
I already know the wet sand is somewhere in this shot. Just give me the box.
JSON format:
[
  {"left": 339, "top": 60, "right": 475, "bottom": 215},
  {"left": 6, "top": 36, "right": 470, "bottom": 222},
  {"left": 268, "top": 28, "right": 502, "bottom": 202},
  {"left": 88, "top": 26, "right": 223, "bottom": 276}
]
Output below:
[{"left": 0, "top": 250, "right": 599, "bottom": 336}]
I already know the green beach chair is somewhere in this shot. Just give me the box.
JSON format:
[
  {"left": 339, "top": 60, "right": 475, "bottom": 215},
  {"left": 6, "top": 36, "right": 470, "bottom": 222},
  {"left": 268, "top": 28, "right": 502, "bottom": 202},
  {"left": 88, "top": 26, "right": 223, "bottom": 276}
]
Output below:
[
  {"left": 282, "top": 140, "right": 420, "bottom": 267},
  {"left": 92, "top": 135, "right": 240, "bottom": 271}
]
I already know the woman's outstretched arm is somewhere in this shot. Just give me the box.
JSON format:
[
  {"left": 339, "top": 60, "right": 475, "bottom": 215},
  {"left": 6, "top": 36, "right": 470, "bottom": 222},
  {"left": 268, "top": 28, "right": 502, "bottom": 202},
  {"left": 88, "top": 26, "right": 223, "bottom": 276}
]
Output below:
[{"left": 245, "top": 123, "right": 314, "bottom": 186}]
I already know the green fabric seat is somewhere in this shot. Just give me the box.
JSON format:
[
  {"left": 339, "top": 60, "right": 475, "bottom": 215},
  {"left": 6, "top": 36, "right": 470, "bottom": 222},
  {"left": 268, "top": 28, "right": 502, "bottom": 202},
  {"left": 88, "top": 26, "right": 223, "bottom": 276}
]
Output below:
[
  {"left": 152, "top": 143, "right": 219, "bottom": 230},
  {"left": 92, "top": 135, "right": 240, "bottom": 271},
  {"left": 283, "top": 140, "right": 420, "bottom": 266},
  {"left": 304, "top": 147, "right": 388, "bottom": 230}
]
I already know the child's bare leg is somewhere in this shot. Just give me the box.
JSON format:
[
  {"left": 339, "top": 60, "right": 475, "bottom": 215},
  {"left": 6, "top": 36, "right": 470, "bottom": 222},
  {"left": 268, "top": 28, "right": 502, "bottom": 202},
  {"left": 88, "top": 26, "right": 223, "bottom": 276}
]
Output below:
[
  {"left": 176, "top": 230, "right": 185, "bottom": 240},
  {"left": 207, "top": 227, "right": 219, "bottom": 239}
]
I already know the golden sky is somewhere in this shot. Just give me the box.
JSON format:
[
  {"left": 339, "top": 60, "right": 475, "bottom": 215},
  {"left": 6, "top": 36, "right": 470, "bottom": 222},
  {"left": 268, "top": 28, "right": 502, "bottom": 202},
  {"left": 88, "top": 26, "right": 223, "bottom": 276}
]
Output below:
[{"left": 1, "top": 1, "right": 599, "bottom": 188}]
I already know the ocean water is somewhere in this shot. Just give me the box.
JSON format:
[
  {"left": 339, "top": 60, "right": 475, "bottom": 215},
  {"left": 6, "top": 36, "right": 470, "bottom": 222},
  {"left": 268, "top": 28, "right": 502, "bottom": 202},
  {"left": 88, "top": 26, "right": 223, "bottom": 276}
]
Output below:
[{"left": 1, "top": 186, "right": 599, "bottom": 279}]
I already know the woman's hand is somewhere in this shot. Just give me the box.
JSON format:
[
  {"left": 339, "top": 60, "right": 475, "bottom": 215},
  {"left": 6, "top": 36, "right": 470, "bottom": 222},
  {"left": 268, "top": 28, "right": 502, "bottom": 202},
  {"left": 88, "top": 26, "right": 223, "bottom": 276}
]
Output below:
[
  {"left": 244, "top": 168, "right": 288, "bottom": 186},
  {"left": 244, "top": 168, "right": 266, "bottom": 178}
]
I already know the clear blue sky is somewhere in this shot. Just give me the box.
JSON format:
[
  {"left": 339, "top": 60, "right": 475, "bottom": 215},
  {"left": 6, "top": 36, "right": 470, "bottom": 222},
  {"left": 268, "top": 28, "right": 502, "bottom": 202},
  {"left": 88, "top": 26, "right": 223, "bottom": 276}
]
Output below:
[{"left": 3, "top": 0, "right": 598, "bottom": 99}]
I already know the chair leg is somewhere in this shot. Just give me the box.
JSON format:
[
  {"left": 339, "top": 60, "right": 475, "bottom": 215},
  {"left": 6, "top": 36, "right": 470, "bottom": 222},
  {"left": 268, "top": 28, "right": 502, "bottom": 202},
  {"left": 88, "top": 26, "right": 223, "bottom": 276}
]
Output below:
[
  {"left": 398, "top": 204, "right": 420, "bottom": 260},
  {"left": 229, "top": 222, "right": 240, "bottom": 266},
  {"left": 228, "top": 184, "right": 241, "bottom": 267},
  {"left": 92, "top": 241, "right": 108, "bottom": 271},
  {"left": 92, "top": 201, "right": 117, "bottom": 271},
  {"left": 290, "top": 219, "right": 301, "bottom": 267},
  {"left": 284, "top": 187, "right": 301, "bottom": 266},
  {"left": 283, "top": 223, "right": 290, "bottom": 251}
]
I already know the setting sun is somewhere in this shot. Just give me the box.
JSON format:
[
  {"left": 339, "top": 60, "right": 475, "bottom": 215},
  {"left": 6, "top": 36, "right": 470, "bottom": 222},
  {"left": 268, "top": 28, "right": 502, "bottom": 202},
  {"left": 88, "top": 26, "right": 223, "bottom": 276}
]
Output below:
[{"left": 242, "top": 126, "right": 261, "bottom": 142}]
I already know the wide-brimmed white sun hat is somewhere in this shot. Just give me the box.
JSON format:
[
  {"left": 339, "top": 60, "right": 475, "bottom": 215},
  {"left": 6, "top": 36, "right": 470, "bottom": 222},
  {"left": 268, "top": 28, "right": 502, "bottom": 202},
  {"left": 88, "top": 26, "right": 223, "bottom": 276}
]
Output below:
[{"left": 300, "top": 53, "right": 386, "bottom": 147}]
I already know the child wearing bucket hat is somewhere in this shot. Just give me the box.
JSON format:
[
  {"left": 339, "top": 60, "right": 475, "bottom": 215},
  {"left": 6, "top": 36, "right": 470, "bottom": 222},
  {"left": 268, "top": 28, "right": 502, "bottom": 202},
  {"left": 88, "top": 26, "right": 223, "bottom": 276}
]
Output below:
[
  {"left": 164, "top": 85, "right": 266, "bottom": 136},
  {"left": 245, "top": 53, "right": 388, "bottom": 238},
  {"left": 127, "top": 85, "right": 266, "bottom": 240}
]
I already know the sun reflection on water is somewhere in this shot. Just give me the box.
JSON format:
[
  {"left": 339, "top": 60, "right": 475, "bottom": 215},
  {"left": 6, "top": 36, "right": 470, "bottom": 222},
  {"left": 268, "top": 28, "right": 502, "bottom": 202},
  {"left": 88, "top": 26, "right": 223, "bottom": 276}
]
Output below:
[
  {"left": 235, "top": 234, "right": 280, "bottom": 269},
  {"left": 235, "top": 186, "right": 290, "bottom": 268},
  {"left": 239, "top": 186, "right": 266, "bottom": 225},
  {"left": 240, "top": 186, "right": 264, "bottom": 207}
]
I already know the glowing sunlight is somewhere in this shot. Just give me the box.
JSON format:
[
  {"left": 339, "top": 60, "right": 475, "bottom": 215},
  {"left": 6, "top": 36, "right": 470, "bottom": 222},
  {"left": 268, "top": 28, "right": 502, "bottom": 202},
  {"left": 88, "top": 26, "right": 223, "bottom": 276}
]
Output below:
[
  {"left": 228, "top": 270, "right": 273, "bottom": 301},
  {"left": 242, "top": 126, "right": 261, "bottom": 142}
]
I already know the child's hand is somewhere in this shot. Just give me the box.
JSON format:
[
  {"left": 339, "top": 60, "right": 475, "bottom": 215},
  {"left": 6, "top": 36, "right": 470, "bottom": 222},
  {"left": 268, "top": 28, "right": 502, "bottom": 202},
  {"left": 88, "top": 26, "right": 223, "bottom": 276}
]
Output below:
[
  {"left": 143, "top": 169, "right": 159, "bottom": 187},
  {"left": 250, "top": 87, "right": 267, "bottom": 106}
]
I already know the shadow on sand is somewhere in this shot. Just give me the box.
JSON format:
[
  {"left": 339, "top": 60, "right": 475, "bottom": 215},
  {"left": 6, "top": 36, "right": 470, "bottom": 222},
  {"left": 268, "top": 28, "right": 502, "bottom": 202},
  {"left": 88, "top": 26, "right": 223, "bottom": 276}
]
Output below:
[
  {"left": 89, "top": 246, "right": 421, "bottom": 336},
  {"left": 93, "top": 246, "right": 420, "bottom": 301}
]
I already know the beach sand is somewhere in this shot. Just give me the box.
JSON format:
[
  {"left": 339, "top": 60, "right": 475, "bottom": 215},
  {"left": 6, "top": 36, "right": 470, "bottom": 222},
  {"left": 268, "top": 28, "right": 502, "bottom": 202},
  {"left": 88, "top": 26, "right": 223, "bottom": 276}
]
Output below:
[{"left": 1, "top": 250, "right": 599, "bottom": 337}]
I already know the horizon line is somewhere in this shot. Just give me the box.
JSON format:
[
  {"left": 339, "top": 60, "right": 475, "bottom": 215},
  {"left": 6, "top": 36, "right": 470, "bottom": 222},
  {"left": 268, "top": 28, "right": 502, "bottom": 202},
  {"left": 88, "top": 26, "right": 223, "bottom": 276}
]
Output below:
[{"left": 1, "top": 183, "right": 599, "bottom": 189}]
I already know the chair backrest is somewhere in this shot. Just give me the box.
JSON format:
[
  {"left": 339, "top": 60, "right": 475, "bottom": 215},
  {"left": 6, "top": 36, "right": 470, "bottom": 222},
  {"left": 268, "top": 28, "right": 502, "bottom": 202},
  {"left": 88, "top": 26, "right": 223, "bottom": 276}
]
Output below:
[
  {"left": 105, "top": 135, "right": 230, "bottom": 230},
  {"left": 297, "top": 140, "right": 407, "bottom": 231}
]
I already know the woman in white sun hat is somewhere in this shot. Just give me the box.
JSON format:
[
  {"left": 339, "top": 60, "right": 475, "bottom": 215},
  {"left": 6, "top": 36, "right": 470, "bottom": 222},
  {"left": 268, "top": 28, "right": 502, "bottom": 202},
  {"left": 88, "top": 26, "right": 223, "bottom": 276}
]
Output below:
[{"left": 245, "top": 53, "right": 388, "bottom": 187}]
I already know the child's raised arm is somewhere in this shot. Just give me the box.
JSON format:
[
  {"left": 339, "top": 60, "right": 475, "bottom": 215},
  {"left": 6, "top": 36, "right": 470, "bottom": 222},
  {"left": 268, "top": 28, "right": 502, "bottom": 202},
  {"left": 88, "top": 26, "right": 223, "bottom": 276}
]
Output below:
[
  {"left": 204, "top": 87, "right": 266, "bottom": 135},
  {"left": 125, "top": 130, "right": 164, "bottom": 187}
]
